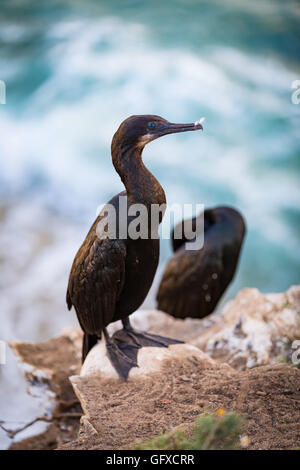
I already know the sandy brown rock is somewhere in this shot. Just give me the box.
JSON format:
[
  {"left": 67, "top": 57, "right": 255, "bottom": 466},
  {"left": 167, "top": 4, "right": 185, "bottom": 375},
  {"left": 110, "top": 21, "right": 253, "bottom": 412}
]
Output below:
[
  {"left": 8, "top": 328, "right": 83, "bottom": 449},
  {"left": 66, "top": 348, "right": 234, "bottom": 450},
  {"left": 10, "top": 327, "right": 82, "bottom": 406},
  {"left": 8, "top": 285, "right": 300, "bottom": 450},
  {"left": 65, "top": 357, "right": 300, "bottom": 450}
]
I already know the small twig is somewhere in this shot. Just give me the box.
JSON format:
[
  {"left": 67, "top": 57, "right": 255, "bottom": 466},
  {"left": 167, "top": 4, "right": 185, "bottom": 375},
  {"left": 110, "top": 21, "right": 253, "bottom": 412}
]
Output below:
[
  {"left": 0, "top": 417, "right": 49, "bottom": 439},
  {"left": 0, "top": 412, "right": 82, "bottom": 439},
  {"left": 0, "top": 420, "right": 29, "bottom": 424}
]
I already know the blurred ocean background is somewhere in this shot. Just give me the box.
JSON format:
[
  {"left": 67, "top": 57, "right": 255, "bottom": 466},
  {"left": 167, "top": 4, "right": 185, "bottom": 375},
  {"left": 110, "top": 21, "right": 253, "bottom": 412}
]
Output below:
[{"left": 0, "top": 0, "right": 299, "bottom": 448}]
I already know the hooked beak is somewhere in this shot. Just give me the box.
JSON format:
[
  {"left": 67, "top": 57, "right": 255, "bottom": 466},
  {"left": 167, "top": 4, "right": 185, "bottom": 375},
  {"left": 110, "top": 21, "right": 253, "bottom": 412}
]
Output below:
[
  {"left": 162, "top": 121, "right": 203, "bottom": 135},
  {"left": 138, "top": 119, "right": 204, "bottom": 148},
  {"left": 152, "top": 121, "right": 203, "bottom": 141}
]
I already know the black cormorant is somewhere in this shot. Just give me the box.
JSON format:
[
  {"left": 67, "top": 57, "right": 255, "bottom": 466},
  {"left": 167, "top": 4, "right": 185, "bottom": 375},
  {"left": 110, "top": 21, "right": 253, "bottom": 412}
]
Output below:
[
  {"left": 156, "top": 206, "right": 245, "bottom": 319},
  {"left": 66, "top": 115, "right": 203, "bottom": 380}
]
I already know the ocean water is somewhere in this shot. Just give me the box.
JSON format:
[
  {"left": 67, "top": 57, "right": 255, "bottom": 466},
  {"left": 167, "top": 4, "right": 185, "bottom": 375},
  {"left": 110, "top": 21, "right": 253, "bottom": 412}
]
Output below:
[{"left": 0, "top": 0, "right": 300, "bottom": 447}]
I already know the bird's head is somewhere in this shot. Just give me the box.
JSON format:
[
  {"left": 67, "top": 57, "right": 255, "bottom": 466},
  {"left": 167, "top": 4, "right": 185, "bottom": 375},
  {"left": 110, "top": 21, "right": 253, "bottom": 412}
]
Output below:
[{"left": 111, "top": 114, "right": 203, "bottom": 156}]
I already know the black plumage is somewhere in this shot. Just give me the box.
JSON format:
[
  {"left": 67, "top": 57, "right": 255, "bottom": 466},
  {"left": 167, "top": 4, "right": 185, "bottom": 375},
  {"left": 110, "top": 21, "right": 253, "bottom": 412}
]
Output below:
[
  {"left": 66, "top": 115, "right": 203, "bottom": 379},
  {"left": 156, "top": 206, "right": 246, "bottom": 319}
]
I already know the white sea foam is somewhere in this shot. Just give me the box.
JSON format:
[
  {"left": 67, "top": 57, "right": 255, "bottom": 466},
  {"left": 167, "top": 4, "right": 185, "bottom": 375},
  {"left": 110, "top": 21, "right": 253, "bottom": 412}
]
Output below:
[{"left": 1, "top": 15, "right": 298, "bottom": 252}]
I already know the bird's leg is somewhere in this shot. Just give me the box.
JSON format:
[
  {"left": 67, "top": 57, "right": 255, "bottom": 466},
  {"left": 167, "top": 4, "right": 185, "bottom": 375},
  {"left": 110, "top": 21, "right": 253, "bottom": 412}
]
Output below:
[
  {"left": 112, "top": 317, "right": 184, "bottom": 349},
  {"left": 122, "top": 317, "right": 133, "bottom": 331},
  {"left": 103, "top": 327, "right": 139, "bottom": 381}
]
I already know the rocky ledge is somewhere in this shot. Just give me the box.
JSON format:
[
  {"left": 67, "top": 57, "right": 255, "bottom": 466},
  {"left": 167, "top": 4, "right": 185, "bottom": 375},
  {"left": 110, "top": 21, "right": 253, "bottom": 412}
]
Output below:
[{"left": 7, "top": 286, "right": 300, "bottom": 450}]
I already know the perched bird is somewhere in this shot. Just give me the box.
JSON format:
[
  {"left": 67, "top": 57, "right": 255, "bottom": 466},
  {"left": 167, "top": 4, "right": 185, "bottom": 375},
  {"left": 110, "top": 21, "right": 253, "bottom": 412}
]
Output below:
[
  {"left": 156, "top": 206, "right": 245, "bottom": 319},
  {"left": 66, "top": 115, "right": 203, "bottom": 380}
]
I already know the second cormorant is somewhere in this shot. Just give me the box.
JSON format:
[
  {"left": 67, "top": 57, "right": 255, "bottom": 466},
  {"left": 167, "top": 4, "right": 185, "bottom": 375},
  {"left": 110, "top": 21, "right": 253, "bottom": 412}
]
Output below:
[{"left": 156, "top": 206, "right": 245, "bottom": 319}]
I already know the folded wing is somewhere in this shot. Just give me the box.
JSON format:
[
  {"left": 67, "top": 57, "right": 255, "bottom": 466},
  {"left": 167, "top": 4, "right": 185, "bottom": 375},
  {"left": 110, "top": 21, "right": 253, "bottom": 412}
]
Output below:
[{"left": 67, "top": 223, "right": 126, "bottom": 335}]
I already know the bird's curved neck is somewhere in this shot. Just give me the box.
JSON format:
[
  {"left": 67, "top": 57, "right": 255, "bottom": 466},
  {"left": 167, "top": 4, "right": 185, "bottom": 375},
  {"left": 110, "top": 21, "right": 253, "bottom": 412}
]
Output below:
[{"left": 112, "top": 145, "right": 166, "bottom": 208}]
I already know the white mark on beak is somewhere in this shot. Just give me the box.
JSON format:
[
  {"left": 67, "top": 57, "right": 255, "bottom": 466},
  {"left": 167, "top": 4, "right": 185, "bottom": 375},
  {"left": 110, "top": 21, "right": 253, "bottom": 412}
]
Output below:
[{"left": 194, "top": 117, "right": 205, "bottom": 126}]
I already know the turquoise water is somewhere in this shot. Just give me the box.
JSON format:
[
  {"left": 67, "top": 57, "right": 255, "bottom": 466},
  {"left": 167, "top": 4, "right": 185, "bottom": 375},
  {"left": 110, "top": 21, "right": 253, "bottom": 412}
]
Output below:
[{"left": 0, "top": 0, "right": 300, "bottom": 296}]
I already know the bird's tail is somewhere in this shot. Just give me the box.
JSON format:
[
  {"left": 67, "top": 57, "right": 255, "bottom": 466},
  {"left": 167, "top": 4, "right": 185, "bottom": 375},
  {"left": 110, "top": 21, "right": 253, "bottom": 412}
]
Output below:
[{"left": 82, "top": 333, "right": 98, "bottom": 364}]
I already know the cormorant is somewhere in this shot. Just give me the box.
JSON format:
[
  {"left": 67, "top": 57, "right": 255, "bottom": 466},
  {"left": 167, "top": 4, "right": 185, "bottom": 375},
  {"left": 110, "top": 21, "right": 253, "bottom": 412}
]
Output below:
[
  {"left": 66, "top": 115, "right": 203, "bottom": 380},
  {"left": 156, "top": 206, "right": 245, "bottom": 319}
]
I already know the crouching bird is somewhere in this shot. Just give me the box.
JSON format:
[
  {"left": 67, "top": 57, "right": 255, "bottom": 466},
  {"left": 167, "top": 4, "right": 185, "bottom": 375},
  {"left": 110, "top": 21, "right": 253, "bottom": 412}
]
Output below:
[
  {"left": 66, "top": 115, "right": 203, "bottom": 380},
  {"left": 156, "top": 206, "right": 245, "bottom": 319}
]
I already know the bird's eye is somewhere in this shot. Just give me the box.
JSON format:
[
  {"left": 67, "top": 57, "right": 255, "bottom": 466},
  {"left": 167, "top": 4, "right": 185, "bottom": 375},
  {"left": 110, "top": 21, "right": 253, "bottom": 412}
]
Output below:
[{"left": 148, "top": 122, "right": 155, "bottom": 130}]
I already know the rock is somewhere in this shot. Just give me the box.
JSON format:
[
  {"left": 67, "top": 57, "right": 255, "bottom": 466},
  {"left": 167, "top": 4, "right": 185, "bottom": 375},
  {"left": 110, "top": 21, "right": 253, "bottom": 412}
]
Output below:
[
  {"left": 79, "top": 342, "right": 211, "bottom": 380},
  {"left": 67, "top": 343, "right": 236, "bottom": 449},
  {"left": 68, "top": 345, "right": 235, "bottom": 450},
  {"left": 8, "top": 327, "right": 83, "bottom": 449},
  {"left": 132, "top": 286, "right": 300, "bottom": 370},
  {"left": 192, "top": 286, "right": 300, "bottom": 369},
  {"left": 66, "top": 352, "right": 300, "bottom": 450},
  {"left": 7, "top": 285, "right": 300, "bottom": 450},
  {"left": 9, "top": 327, "right": 82, "bottom": 406}
]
